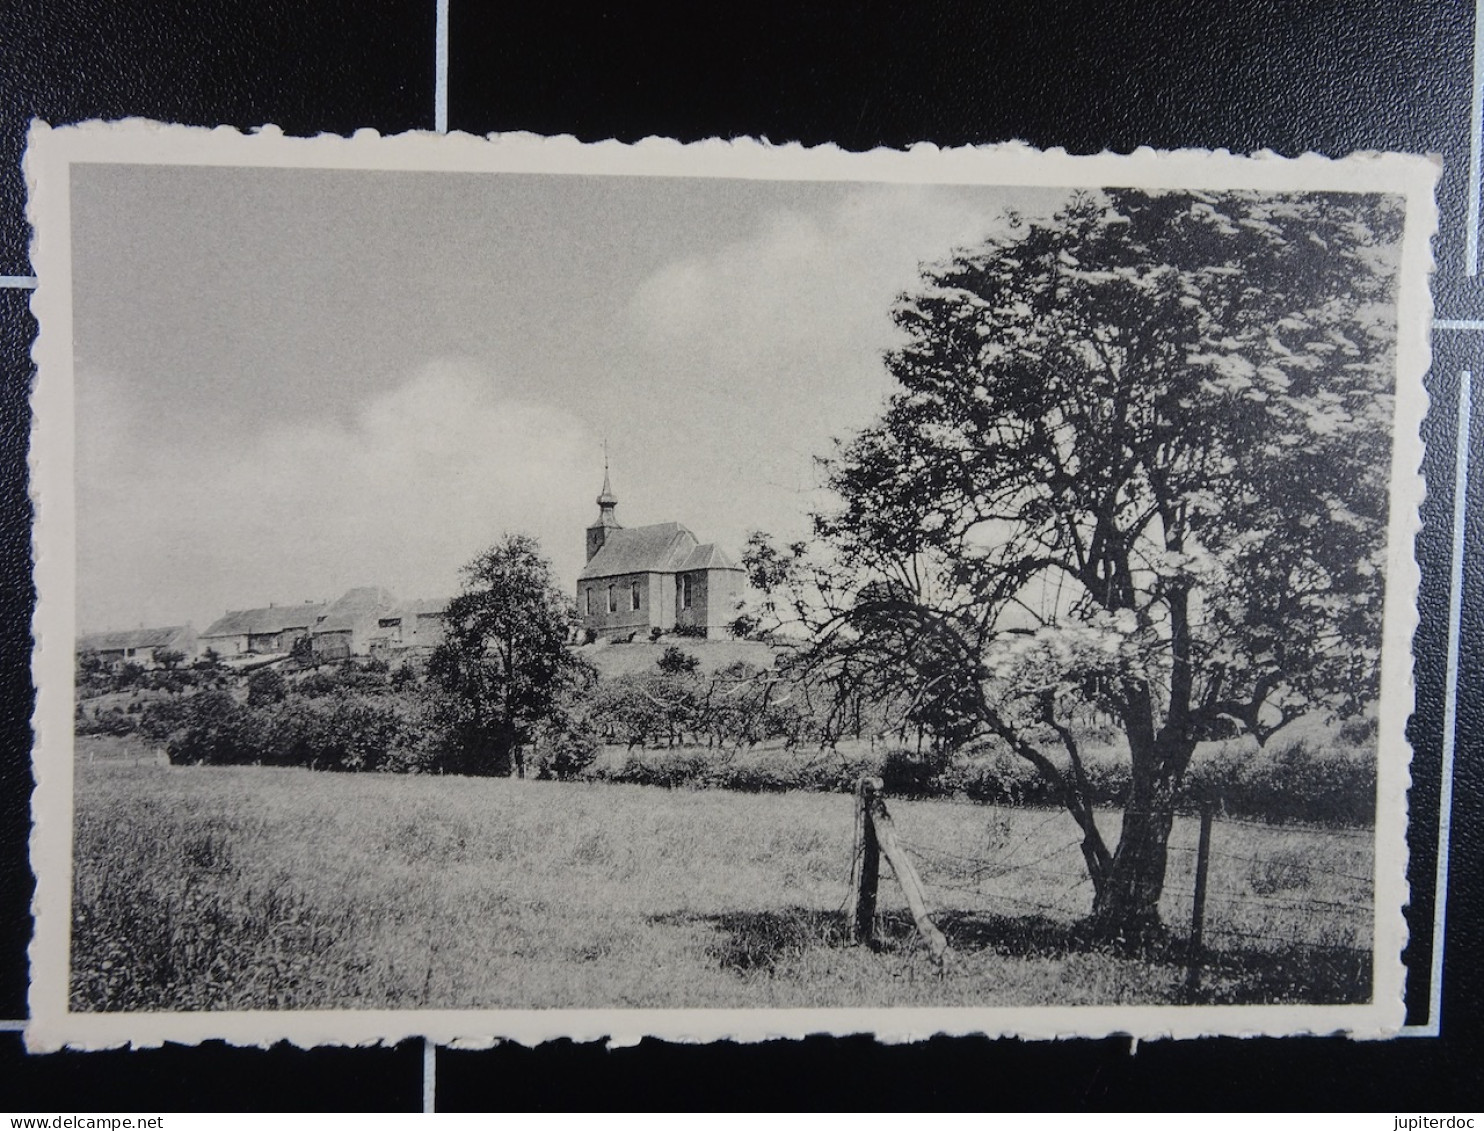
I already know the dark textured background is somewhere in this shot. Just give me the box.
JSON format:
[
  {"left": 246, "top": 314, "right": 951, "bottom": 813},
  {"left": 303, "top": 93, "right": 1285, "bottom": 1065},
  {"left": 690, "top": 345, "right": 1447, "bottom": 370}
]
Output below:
[{"left": 0, "top": 0, "right": 1478, "bottom": 1110}]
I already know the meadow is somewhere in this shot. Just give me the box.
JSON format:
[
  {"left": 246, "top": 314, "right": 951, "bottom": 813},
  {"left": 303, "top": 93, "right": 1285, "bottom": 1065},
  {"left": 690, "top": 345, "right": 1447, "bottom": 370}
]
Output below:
[{"left": 71, "top": 733, "right": 1374, "bottom": 1013}]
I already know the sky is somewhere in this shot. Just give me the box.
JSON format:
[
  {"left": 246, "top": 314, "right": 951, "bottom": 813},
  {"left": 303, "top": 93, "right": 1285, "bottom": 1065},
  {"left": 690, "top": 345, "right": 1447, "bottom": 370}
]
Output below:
[{"left": 69, "top": 162, "right": 1064, "bottom": 632}]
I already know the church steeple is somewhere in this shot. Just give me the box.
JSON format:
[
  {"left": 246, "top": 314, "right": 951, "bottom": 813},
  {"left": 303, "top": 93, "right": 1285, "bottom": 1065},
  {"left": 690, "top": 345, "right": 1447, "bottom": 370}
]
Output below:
[{"left": 586, "top": 449, "right": 622, "bottom": 562}]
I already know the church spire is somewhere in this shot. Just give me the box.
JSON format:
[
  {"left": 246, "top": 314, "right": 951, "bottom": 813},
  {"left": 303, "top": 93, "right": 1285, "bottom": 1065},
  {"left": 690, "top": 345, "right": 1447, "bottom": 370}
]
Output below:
[
  {"left": 597, "top": 444, "right": 617, "bottom": 509},
  {"left": 586, "top": 445, "right": 621, "bottom": 562}
]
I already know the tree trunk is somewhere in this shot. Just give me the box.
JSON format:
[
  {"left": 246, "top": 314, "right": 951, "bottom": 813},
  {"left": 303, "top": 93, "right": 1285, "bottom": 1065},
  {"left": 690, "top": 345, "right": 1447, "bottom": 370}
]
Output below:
[
  {"left": 1092, "top": 802, "right": 1174, "bottom": 943},
  {"left": 1091, "top": 753, "right": 1179, "bottom": 943}
]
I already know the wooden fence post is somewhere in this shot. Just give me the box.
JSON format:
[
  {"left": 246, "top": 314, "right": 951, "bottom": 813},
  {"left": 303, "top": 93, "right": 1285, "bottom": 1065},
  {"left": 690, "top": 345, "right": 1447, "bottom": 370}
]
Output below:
[
  {"left": 868, "top": 786, "right": 951, "bottom": 964},
  {"left": 850, "top": 776, "right": 881, "bottom": 945},
  {"left": 1185, "top": 801, "right": 1215, "bottom": 993}
]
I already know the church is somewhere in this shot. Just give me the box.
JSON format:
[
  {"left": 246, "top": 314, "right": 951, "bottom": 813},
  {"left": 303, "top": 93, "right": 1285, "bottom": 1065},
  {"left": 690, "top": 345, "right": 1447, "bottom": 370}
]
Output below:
[{"left": 577, "top": 467, "right": 745, "bottom": 640}]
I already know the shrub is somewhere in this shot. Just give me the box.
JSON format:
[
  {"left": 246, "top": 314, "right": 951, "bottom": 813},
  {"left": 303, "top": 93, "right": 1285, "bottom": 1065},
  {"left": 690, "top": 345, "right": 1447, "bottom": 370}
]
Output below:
[
  {"left": 246, "top": 667, "right": 288, "bottom": 706},
  {"left": 726, "top": 613, "right": 759, "bottom": 639},
  {"left": 113, "top": 662, "right": 146, "bottom": 691},
  {"left": 1183, "top": 733, "right": 1375, "bottom": 826},
  {"left": 75, "top": 706, "right": 137, "bottom": 737},
  {"left": 159, "top": 690, "right": 265, "bottom": 765},
  {"left": 583, "top": 740, "right": 880, "bottom": 794},
  {"left": 534, "top": 721, "right": 601, "bottom": 781},
  {"left": 880, "top": 745, "right": 951, "bottom": 799},
  {"left": 656, "top": 646, "right": 700, "bottom": 675},
  {"left": 671, "top": 623, "right": 706, "bottom": 639}
]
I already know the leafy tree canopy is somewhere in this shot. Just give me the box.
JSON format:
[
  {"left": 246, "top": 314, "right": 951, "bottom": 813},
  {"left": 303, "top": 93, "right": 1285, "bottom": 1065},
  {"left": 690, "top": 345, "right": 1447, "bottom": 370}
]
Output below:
[
  {"left": 429, "top": 533, "right": 592, "bottom": 776},
  {"left": 748, "top": 188, "right": 1403, "bottom": 934}
]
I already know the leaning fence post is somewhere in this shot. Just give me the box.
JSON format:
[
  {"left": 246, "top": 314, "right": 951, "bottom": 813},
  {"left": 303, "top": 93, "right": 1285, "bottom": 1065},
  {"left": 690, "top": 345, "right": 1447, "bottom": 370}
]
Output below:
[
  {"left": 1185, "top": 801, "right": 1215, "bottom": 993},
  {"left": 850, "top": 776, "right": 881, "bottom": 945},
  {"left": 868, "top": 786, "right": 951, "bottom": 964}
]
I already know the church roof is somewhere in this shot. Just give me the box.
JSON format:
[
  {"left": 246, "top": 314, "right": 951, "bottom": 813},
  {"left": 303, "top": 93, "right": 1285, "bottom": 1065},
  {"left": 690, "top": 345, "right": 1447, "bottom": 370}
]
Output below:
[
  {"left": 579, "top": 522, "right": 696, "bottom": 580},
  {"left": 679, "top": 542, "right": 742, "bottom": 572}
]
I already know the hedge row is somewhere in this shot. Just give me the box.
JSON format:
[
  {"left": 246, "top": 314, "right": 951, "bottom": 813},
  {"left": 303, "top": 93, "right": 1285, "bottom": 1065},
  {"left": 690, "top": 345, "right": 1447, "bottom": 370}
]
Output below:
[
  {"left": 140, "top": 690, "right": 436, "bottom": 773},
  {"left": 581, "top": 732, "right": 1376, "bottom": 827}
]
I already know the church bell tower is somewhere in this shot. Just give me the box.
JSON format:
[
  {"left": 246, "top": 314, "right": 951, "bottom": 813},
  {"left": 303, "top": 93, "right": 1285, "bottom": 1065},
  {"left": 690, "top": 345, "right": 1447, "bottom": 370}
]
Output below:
[{"left": 586, "top": 457, "right": 621, "bottom": 562}]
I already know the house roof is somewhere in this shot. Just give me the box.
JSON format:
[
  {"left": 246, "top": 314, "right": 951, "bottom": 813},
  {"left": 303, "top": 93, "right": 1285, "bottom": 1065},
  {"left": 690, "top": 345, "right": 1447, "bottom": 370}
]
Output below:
[
  {"left": 400, "top": 597, "right": 448, "bottom": 618},
  {"left": 201, "top": 603, "right": 325, "bottom": 639},
  {"left": 578, "top": 522, "right": 697, "bottom": 581},
  {"left": 76, "top": 625, "right": 192, "bottom": 654},
  {"left": 314, "top": 587, "right": 400, "bottom": 633}
]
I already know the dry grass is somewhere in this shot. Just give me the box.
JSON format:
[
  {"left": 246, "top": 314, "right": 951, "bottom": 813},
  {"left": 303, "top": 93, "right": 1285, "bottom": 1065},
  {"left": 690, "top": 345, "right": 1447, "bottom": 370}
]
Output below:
[{"left": 70, "top": 745, "right": 1374, "bottom": 1012}]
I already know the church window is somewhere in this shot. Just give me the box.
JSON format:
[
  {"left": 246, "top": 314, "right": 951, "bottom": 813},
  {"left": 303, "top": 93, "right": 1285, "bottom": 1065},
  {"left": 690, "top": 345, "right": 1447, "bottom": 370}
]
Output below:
[
  {"left": 584, "top": 588, "right": 592, "bottom": 616},
  {"left": 607, "top": 585, "right": 617, "bottom": 614},
  {"left": 631, "top": 579, "right": 642, "bottom": 611},
  {"left": 680, "top": 574, "right": 693, "bottom": 609}
]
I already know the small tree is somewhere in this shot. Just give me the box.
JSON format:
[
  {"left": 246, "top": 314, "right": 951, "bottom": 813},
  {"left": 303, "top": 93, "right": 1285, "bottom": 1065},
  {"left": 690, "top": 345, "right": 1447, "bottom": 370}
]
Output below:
[{"left": 428, "top": 533, "right": 591, "bottom": 777}]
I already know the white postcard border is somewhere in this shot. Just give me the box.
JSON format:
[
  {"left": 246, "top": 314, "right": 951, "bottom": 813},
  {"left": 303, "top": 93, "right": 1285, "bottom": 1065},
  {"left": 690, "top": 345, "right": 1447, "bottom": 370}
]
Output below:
[{"left": 24, "top": 121, "right": 1436, "bottom": 1050}]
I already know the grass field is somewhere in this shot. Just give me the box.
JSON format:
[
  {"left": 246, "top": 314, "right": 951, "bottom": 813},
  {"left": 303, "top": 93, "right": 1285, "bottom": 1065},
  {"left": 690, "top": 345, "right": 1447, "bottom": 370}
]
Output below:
[{"left": 71, "top": 734, "right": 1374, "bottom": 1012}]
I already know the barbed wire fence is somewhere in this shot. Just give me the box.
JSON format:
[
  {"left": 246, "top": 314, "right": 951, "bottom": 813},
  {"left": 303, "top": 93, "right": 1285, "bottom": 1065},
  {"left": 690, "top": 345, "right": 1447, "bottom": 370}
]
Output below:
[{"left": 844, "top": 776, "right": 1374, "bottom": 995}]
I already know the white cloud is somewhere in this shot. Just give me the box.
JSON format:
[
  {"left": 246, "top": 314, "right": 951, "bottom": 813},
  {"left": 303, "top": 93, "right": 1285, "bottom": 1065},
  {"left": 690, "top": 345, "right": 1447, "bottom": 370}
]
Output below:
[
  {"left": 76, "top": 359, "right": 594, "bottom": 631},
  {"left": 616, "top": 184, "right": 1030, "bottom": 554}
]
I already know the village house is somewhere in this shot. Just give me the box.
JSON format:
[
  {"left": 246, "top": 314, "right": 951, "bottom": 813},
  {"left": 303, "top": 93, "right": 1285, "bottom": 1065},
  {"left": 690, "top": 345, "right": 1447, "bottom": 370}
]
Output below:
[
  {"left": 577, "top": 467, "right": 744, "bottom": 640},
  {"left": 199, "top": 591, "right": 448, "bottom": 662},
  {"left": 199, "top": 601, "right": 326, "bottom": 658},
  {"left": 366, "top": 596, "right": 449, "bottom": 660},
  {"left": 310, "top": 587, "right": 399, "bottom": 660},
  {"left": 74, "top": 624, "right": 197, "bottom": 668}
]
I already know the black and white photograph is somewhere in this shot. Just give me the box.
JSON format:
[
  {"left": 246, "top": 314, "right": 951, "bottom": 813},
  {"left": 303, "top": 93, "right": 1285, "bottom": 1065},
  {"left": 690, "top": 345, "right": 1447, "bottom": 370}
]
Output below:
[{"left": 23, "top": 126, "right": 1431, "bottom": 1048}]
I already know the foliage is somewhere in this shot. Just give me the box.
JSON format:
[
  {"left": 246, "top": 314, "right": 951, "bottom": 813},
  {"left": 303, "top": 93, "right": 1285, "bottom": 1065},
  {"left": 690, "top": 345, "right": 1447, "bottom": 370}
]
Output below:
[
  {"left": 142, "top": 687, "right": 432, "bottom": 773},
  {"left": 746, "top": 188, "right": 1402, "bottom": 935},
  {"left": 246, "top": 667, "right": 288, "bottom": 706},
  {"left": 670, "top": 623, "right": 707, "bottom": 639},
  {"left": 726, "top": 613, "right": 760, "bottom": 639},
  {"left": 288, "top": 634, "right": 316, "bottom": 666},
  {"left": 75, "top": 704, "right": 138, "bottom": 737},
  {"left": 657, "top": 645, "right": 701, "bottom": 675},
  {"left": 151, "top": 648, "right": 186, "bottom": 671},
  {"left": 428, "top": 533, "right": 593, "bottom": 776}
]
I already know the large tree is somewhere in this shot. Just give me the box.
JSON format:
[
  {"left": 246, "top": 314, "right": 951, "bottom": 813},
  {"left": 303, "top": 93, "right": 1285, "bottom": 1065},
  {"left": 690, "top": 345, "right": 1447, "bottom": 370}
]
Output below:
[
  {"left": 429, "top": 533, "right": 591, "bottom": 777},
  {"left": 748, "top": 188, "right": 1402, "bottom": 938}
]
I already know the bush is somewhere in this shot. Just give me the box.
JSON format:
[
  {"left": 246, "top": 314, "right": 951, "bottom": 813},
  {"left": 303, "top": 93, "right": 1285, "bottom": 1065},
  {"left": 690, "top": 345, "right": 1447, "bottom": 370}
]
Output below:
[
  {"left": 726, "top": 613, "right": 759, "bottom": 639},
  {"left": 671, "top": 623, "right": 706, "bottom": 639},
  {"left": 246, "top": 667, "right": 287, "bottom": 706},
  {"left": 75, "top": 706, "right": 137, "bottom": 737},
  {"left": 656, "top": 646, "right": 699, "bottom": 675},
  {"left": 582, "top": 740, "right": 879, "bottom": 794},
  {"left": 157, "top": 690, "right": 265, "bottom": 765},
  {"left": 534, "top": 721, "right": 601, "bottom": 781},
  {"left": 880, "top": 745, "right": 951, "bottom": 799},
  {"left": 141, "top": 687, "right": 425, "bottom": 773},
  {"left": 1184, "top": 733, "right": 1375, "bottom": 826}
]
